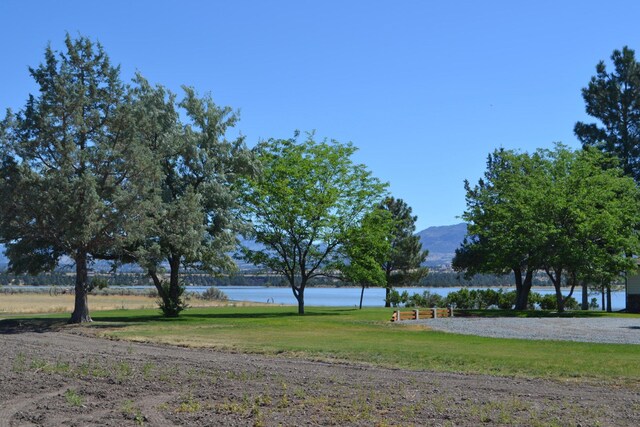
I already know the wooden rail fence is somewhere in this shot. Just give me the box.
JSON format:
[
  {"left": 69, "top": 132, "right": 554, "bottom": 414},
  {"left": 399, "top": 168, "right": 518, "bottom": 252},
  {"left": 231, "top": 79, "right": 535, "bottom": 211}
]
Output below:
[{"left": 390, "top": 308, "right": 454, "bottom": 322}]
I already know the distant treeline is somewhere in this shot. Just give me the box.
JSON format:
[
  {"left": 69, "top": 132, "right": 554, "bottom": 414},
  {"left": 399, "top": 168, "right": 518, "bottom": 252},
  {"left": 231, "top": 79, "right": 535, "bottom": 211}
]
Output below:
[{"left": 0, "top": 271, "right": 559, "bottom": 288}]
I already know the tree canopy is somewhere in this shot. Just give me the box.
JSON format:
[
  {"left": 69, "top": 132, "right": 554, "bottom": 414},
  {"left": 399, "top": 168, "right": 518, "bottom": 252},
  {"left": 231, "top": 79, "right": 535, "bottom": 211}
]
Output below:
[
  {"left": 129, "top": 79, "right": 257, "bottom": 316},
  {"left": 337, "top": 206, "right": 393, "bottom": 309},
  {"left": 575, "top": 46, "right": 640, "bottom": 182},
  {"left": 0, "top": 35, "right": 156, "bottom": 323},
  {"left": 378, "top": 198, "right": 428, "bottom": 306},
  {"left": 241, "top": 132, "right": 387, "bottom": 314},
  {"left": 455, "top": 144, "right": 640, "bottom": 311}
]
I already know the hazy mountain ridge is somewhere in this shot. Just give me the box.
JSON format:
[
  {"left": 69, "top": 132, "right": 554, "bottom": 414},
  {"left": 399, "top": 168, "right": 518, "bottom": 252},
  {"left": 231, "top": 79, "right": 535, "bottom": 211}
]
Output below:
[
  {"left": 0, "top": 224, "right": 467, "bottom": 271},
  {"left": 417, "top": 223, "right": 467, "bottom": 267}
]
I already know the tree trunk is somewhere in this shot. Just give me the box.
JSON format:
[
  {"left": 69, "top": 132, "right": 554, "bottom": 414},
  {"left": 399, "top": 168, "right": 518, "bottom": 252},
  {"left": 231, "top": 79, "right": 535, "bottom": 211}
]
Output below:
[
  {"left": 169, "top": 254, "right": 181, "bottom": 305},
  {"left": 149, "top": 269, "right": 164, "bottom": 295},
  {"left": 296, "top": 288, "right": 305, "bottom": 315},
  {"left": 581, "top": 282, "right": 589, "bottom": 310},
  {"left": 548, "top": 268, "right": 565, "bottom": 313},
  {"left": 292, "top": 281, "right": 305, "bottom": 315},
  {"left": 384, "top": 269, "right": 392, "bottom": 307},
  {"left": 69, "top": 250, "right": 91, "bottom": 323},
  {"left": 359, "top": 284, "right": 365, "bottom": 309},
  {"left": 514, "top": 267, "right": 523, "bottom": 308},
  {"left": 514, "top": 269, "right": 533, "bottom": 310},
  {"left": 601, "top": 285, "right": 606, "bottom": 311},
  {"left": 606, "top": 284, "right": 612, "bottom": 313}
]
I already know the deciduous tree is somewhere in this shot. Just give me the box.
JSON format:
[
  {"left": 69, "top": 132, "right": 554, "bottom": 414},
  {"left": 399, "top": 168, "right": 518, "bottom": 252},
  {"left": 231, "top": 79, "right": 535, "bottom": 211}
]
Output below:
[
  {"left": 241, "top": 132, "right": 387, "bottom": 314},
  {"left": 453, "top": 149, "right": 547, "bottom": 310},
  {"left": 455, "top": 145, "right": 640, "bottom": 312},
  {"left": 337, "top": 207, "right": 393, "bottom": 309}
]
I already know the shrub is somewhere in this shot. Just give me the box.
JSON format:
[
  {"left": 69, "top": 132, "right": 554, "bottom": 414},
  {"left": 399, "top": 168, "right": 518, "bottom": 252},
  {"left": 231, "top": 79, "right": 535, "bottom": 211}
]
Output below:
[
  {"left": 404, "top": 291, "right": 444, "bottom": 308},
  {"left": 444, "top": 288, "right": 476, "bottom": 309},
  {"left": 496, "top": 290, "right": 517, "bottom": 309},
  {"left": 539, "top": 294, "right": 579, "bottom": 310},
  {"left": 89, "top": 276, "right": 109, "bottom": 292},
  {"left": 157, "top": 281, "right": 188, "bottom": 317},
  {"left": 199, "top": 286, "right": 228, "bottom": 301}
]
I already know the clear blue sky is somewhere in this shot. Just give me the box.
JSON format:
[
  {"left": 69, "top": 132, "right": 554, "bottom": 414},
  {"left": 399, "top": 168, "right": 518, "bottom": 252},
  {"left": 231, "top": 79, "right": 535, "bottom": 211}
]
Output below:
[{"left": 2, "top": 0, "right": 640, "bottom": 231}]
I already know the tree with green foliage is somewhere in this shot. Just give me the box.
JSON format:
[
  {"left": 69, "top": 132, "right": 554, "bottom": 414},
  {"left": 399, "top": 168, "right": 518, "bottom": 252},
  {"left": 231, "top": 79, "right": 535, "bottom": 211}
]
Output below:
[
  {"left": 536, "top": 145, "right": 640, "bottom": 312},
  {"left": 455, "top": 145, "right": 640, "bottom": 312},
  {"left": 378, "top": 198, "right": 429, "bottom": 307},
  {"left": 241, "top": 132, "right": 387, "bottom": 314},
  {"left": 0, "top": 35, "right": 156, "bottom": 323},
  {"left": 453, "top": 149, "right": 548, "bottom": 310},
  {"left": 337, "top": 207, "right": 393, "bottom": 309},
  {"left": 575, "top": 46, "right": 640, "bottom": 182},
  {"left": 130, "top": 79, "right": 256, "bottom": 316}
]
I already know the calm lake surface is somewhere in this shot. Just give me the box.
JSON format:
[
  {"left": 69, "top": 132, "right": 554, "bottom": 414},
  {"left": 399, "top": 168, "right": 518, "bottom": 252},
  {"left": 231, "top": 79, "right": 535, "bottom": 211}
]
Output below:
[{"left": 191, "top": 286, "right": 627, "bottom": 310}]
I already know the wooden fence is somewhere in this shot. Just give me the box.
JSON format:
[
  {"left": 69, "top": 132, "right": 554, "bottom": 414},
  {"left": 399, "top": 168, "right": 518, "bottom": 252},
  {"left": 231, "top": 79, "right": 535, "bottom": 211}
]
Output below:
[{"left": 390, "top": 307, "right": 454, "bottom": 322}]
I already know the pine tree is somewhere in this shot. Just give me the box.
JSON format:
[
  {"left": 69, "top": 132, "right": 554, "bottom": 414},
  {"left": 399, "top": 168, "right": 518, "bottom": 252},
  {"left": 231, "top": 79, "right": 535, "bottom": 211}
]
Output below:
[
  {"left": 379, "top": 198, "right": 428, "bottom": 307},
  {"left": 0, "top": 35, "right": 156, "bottom": 323},
  {"left": 575, "top": 46, "right": 640, "bottom": 181}
]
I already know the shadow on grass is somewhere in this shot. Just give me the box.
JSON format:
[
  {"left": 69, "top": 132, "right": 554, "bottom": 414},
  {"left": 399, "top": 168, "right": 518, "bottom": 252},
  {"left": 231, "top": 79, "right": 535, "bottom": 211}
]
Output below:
[
  {"left": 0, "top": 307, "right": 360, "bottom": 333},
  {"left": 91, "top": 308, "right": 356, "bottom": 324},
  {"left": 0, "top": 318, "right": 68, "bottom": 334}
]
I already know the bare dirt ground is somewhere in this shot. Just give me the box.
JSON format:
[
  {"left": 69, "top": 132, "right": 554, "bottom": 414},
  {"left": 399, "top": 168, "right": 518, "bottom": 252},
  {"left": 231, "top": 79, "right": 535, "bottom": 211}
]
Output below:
[{"left": 1, "top": 320, "right": 638, "bottom": 426}]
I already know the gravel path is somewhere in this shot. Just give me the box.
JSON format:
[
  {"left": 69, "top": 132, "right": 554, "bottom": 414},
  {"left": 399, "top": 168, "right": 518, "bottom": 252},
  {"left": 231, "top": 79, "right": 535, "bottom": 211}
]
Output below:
[{"left": 420, "top": 317, "right": 640, "bottom": 344}]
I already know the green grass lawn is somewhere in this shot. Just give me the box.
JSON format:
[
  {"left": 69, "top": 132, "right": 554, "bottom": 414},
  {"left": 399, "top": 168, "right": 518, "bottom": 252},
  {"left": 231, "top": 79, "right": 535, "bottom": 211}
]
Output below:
[{"left": 4, "top": 306, "right": 639, "bottom": 385}]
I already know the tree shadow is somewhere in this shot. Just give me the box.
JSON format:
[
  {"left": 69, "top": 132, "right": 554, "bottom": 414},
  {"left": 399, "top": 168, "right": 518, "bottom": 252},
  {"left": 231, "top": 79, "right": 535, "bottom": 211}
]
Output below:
[
  {"left": 0, "top": 307, "right": 360, "bottom": 333},
  {"left": 0, "top": 318, "right": 68, "bottom": 334},
  {"left": 91, "top": 308, "right": 355, "bottom": 323}
]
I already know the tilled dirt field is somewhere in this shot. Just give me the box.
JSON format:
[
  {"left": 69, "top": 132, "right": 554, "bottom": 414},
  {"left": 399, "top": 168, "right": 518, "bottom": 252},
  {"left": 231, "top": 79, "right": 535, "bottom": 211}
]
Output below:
[{"left": 1, "top": 322, "right": 639, "bottom": 426}]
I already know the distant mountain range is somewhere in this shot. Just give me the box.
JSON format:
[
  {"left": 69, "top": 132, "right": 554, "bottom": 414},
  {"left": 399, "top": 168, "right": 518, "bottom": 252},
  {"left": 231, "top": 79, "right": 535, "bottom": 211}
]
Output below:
[
  {"left": 417, "top": 223, "right": 467, "bottom": 267},
  {"left": 0, "top": 223, "right": 468, "bottom": 271}
]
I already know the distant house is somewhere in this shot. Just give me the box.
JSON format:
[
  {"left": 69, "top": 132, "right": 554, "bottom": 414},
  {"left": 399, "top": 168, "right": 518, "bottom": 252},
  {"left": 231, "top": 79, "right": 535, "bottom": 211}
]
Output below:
[{"left": 626, "top": 272, "right": 640, "bottom": 313}]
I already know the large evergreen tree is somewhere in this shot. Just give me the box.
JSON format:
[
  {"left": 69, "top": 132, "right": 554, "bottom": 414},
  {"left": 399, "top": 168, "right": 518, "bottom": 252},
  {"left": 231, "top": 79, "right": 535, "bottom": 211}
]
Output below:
[
  {"left": 0, "top": 35, "right": 156, "bottom": 323},
  {"left": 378, "top": 198, "right": 428, "bottom": 307},
  {"left": 575, "top": 46, "right": 640, "bottom": 181}
]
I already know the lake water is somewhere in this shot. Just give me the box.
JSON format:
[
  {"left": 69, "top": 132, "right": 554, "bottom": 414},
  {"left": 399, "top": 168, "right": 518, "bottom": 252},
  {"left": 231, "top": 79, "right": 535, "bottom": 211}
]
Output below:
[
  {"left": 199, "top": 286, "right": 627, "bottom": 310},
  {"left": 4, "top": 285, "right": 626, "bottom": 310}
]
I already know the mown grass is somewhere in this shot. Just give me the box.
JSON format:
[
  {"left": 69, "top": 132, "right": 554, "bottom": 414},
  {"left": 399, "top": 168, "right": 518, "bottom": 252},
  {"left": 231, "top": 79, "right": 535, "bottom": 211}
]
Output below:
[{"left": 33, "top": 305, "right": 634, "bottom": 385}]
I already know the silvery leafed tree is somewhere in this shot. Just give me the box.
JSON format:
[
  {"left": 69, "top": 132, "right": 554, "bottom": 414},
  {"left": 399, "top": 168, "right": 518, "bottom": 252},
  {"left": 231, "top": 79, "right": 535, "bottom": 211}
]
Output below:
[{"left": 130, "top": 79, "right": 257, "bottom": 317}]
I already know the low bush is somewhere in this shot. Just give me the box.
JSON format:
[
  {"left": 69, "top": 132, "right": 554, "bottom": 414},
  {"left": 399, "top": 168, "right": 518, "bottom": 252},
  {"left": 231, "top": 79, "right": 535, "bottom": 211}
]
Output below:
[{"left": 197, "top": 286, "right": 228, "bottom": 301}]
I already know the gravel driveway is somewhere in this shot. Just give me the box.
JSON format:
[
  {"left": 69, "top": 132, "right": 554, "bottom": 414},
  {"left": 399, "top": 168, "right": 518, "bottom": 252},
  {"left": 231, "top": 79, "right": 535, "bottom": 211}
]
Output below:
[{"left": 420, "top": 317, "right": 640, "bottom": 344}]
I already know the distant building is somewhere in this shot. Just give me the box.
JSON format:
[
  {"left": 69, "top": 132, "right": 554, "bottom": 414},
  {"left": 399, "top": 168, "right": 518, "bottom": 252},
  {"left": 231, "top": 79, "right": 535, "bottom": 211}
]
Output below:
[{"left": 626, "top": 273, "right": 640, "bottom": 313}]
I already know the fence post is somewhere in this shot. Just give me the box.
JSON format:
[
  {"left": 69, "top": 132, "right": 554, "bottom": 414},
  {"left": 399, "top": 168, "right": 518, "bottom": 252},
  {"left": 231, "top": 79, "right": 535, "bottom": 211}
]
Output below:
[
  {"left": 449, "top": 307, "right": 454, "bottom": 317},
  {"left": 432, "top": 307, "right": 437, "bottom": 318},
  {"left": 396, "top": 310, "right": 401, "bottom": 321}
]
